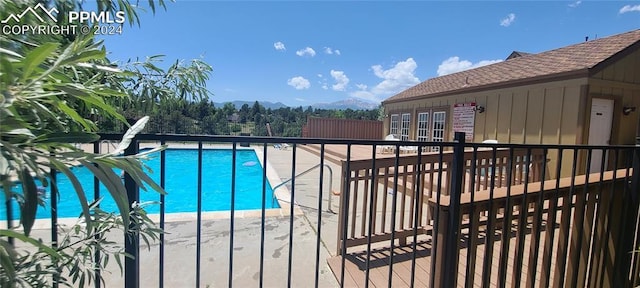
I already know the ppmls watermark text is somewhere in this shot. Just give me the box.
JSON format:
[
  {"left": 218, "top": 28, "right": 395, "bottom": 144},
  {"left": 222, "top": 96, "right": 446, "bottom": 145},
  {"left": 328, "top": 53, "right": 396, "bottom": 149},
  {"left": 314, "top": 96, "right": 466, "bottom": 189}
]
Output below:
[{"left": 1, "top": 4, "right": 126, "bottom": 36}]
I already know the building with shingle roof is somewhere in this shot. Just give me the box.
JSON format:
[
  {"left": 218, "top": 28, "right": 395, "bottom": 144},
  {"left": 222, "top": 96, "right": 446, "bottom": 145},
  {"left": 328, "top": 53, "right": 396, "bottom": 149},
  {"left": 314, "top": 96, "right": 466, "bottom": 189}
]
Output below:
[
  {"left": 382, "top": 29, "right": 640, "bottom": 174},
  {"left": 505, "top": 51, "right": 532, "bottom": 60}
]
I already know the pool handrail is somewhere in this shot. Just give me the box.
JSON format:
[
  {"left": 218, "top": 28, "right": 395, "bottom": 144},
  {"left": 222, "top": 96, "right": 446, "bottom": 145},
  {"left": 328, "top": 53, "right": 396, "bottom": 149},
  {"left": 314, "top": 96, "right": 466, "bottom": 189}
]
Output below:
[{"left": 272, "top": 163, "right": 334, "bottom": 213}]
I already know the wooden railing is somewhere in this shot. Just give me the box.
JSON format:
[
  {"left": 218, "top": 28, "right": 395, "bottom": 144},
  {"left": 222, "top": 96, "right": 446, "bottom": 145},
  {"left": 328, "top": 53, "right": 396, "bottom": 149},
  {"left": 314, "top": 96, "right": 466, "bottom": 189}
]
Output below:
[
  {"left": 334, "top": 135, "right": 639, "bottom": 287},
  {"left": 430, "top": 168, "right": 632, "bottom": 287},
  {"left": 336, "top": 147, "right": 547, "bottom": 253}
]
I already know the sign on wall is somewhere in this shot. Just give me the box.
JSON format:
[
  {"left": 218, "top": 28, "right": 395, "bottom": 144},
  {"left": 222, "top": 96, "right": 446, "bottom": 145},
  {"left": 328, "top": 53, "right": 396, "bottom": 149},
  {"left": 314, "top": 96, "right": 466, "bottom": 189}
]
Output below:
[{"left": 453, "top": 102, "right": 476, "bottom": 141}]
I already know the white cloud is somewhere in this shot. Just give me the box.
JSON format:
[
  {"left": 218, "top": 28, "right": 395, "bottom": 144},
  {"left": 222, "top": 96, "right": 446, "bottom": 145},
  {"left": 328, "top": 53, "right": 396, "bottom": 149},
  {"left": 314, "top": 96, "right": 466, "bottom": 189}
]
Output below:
[
  {"left": 348, "top": 58, "right": 420, "bottom": 102},
  {"left": 330, "top": 70, "right": 349, "bottom": 91},
  {"left": 568, "top": 0, "right": 581, "bottom": 8},
  {"left": 317, "top": 74, "right": 328, "bottom": 89},
  {"left": 324, "top": 47, "right": 341, "bottom": 55},
  {"left": 274, "top": 41, "right": 286, "bottom": 51},
  {"left": 620, "top": 4, "right": 640, "bottom": 14},
  {"left": 500, "top": 13, "right": 516, "bottom": 27},
  {"left": 295, "top": 98, "right": 305, "bottom": 102},
  {"left": 436, "top": 56, "right": 503, "bottom": 76},
  {"left": 370, "top": 58, "right": 420, "bottom": 95},
  {"left": 287, "top": 76, "right": 311, "bottom": 90},
  {"left": 296, "top": 47, "right": 316, "bottom": 57}
]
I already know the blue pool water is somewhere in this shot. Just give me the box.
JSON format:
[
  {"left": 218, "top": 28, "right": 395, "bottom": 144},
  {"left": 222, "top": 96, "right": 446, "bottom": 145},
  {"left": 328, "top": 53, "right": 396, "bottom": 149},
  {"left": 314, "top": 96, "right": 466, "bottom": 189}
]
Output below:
[{"left": 0, "top": 149, "right": 279, "bottom": 220}]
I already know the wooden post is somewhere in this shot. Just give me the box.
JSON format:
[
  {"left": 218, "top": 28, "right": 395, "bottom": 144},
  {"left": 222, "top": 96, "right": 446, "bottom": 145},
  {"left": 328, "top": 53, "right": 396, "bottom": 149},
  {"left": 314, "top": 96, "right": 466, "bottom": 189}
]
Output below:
[{"left": 432, "top": 204, "right": 450, "bottom": 287}]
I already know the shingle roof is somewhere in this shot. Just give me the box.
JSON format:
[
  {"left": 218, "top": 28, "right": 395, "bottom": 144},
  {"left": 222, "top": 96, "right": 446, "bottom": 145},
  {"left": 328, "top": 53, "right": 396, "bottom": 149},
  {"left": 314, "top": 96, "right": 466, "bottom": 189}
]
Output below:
[
  {"left": 506, "top": 51, "right": 532, "bottom": 60},
  {"left": 383, "top": 29, "right": 640, "bottom": 104}
]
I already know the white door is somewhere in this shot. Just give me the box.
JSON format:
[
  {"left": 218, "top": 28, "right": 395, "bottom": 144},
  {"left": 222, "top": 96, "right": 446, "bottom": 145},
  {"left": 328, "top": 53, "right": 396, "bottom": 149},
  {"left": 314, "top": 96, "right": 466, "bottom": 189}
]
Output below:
[{"left": 587, "top": 98, "right": 614, "bottom": 172}]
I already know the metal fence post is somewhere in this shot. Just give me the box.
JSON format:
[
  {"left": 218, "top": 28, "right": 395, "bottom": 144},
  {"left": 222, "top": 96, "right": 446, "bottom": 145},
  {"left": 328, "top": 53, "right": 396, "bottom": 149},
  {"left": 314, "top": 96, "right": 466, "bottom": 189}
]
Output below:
[
  {"left": 123, "top": 138, "right": 140, "bottom": 288},
  {"left": 631, "top": 147, "right": 640, "bottom": 287},
  {"left": 631, "top": 146, "right": 640, "bottom": 223},
  {"left": 614, "top": 146, "right": 640, "bottom": 287},
  {"left": 49, "top": 152, "right": 60, "bottom": 288},
  {"left": 442, "top": 132, "right": 465, "bottom": 287}
]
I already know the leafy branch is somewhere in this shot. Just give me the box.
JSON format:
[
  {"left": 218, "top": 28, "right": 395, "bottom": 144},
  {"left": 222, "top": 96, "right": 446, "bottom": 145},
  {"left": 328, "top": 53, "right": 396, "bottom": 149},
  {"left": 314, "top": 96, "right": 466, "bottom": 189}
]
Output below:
[{"left": 0, "top": 0, "right": 208, "bottom": 286}]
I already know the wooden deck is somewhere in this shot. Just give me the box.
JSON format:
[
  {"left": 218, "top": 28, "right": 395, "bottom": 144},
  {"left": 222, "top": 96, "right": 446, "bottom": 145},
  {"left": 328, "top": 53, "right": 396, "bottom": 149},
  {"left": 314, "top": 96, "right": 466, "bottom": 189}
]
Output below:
[
  {"left": 300, "top": 142, "right": 636, "bottom": 287},
  {"left": 327, "top": 241, "right": 433, "bottom": 288},
  {"left": 327, "top": 216, "right": 561, "bottom": 288},
  {"left": 326, "top": 169, "right": 631, "bottom": 287}
]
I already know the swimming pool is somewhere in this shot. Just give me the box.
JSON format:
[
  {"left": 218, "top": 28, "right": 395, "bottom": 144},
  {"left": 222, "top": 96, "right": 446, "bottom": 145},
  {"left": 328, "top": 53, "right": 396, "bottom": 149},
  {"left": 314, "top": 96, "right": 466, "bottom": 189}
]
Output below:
[{"left": 0, "top": 148, "right": 279, "bottom": 220}]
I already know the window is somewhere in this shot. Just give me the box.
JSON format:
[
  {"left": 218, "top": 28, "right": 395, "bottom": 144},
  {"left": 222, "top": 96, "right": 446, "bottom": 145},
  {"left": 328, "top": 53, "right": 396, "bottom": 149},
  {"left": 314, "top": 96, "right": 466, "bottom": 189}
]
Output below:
[
  {"left": 414, "top": 110, "right": 447, "bottom": 152},
  {"left": 431, "top": 111, "right": 446, "bottom": 151},
  {"left": 416, "top": 112, "right": 430, "bottom": 152},
  {"left": 416, "top": 112, "right": 430, "bottom": 142},
  {"left": 389, "top": 114, "right": 399, "bottom": 137},
  {"left": 400, "top": 113, "right": 411, "bottom": 141}
]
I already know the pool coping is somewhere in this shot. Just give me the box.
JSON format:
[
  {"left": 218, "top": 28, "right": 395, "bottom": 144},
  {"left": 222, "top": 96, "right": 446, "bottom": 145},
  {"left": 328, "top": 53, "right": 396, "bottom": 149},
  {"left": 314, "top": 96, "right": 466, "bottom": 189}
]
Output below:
[{"left": 1, "top": 144, "right": 303, "bottom": 230}]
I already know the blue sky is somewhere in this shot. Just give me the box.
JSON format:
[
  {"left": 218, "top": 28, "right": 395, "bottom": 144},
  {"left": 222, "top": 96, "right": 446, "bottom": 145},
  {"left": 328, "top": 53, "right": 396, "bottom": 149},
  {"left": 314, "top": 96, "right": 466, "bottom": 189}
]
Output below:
[{"left": 102, "top": 1, "right": 640, "bottom": 106}]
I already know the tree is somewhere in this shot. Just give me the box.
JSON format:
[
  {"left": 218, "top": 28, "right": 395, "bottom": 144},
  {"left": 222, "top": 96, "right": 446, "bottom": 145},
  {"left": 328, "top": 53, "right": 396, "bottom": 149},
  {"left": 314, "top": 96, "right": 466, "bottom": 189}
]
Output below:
[
  {"left": 114, "top": 56, "right": 212, "bottom": 122},
  {"left": 236, "top": 104, "right": 248, "bottom": 124},
  {"left": 0, "top": 0, "right": 212, "bottom": 286},
  {"left": 201, "top": 115, "right": 217, "bottom": 135},
  {"left": 197, "top": 100, "right": 215, "bottom": 120},
  {"left": 251, "top": 101, "right": 264, "bottom": 118},
  {"left": 222, "top": 102, "right": 236, "bottom": 117}
]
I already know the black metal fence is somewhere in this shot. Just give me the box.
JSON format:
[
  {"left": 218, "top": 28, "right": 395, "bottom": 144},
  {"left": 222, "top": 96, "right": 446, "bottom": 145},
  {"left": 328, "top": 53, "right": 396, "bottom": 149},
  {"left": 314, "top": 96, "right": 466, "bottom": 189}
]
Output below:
[{"left": 3, "top": 132, "right": 639, "bottom": 287}]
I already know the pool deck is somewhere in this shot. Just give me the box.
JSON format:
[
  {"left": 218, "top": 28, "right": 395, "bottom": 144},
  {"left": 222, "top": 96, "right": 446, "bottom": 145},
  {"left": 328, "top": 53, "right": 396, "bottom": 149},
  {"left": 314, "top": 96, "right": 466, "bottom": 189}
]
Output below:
[{"left": 22, "top": 142, "right": 343, "bottom": 287}]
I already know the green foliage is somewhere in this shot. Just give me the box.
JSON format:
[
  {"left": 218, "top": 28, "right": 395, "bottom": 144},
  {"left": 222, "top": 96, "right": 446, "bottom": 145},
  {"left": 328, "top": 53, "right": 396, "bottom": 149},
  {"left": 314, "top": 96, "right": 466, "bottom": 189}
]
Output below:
[
  {"left": 0, "top": 0, "right": 208, "bottom": 286},
  {"left": 0, "top": 203, "right": 161, "bottom": 288},
  {"left": 229, "top": 124, "right": 242, "bottom": 133},
  {"left": 115, "top": 56, "right": 213, "bottom": 120},
  {"left": 97, "top": 99, "right": 381, "bottom": 136}
]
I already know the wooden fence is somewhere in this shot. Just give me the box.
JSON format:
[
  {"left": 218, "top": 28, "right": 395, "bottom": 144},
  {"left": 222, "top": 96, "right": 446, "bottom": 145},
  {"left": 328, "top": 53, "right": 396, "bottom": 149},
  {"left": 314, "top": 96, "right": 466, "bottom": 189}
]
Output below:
[{"left": 302, "top": 117, "right": 383, "bottom": 139}]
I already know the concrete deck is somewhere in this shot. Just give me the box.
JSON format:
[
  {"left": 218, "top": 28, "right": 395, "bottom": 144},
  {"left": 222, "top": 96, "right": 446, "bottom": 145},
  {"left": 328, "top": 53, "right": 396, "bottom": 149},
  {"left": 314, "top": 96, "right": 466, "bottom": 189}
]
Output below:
[{"left": 22, "top": 142, "right": 344, "bottom": 287}]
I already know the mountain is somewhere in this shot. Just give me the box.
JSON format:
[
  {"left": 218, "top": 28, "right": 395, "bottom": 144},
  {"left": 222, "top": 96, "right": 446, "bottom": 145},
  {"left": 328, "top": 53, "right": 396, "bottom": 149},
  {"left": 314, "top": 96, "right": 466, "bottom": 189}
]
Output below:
[
  {"left": 214, "top": 100, "right": 288, "bottom": 110},
  {"left": 311, "top": 98, "right": 379, "bottom": 110},
  {"left": 214, "top": 98, "right": 379, "bottom": 110}
]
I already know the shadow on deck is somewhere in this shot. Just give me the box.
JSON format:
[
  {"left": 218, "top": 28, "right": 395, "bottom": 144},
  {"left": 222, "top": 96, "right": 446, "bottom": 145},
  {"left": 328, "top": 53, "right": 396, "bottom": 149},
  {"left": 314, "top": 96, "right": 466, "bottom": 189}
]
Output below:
[{"left": 327, "top": 215, "right": 562, "bottom": 287}]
